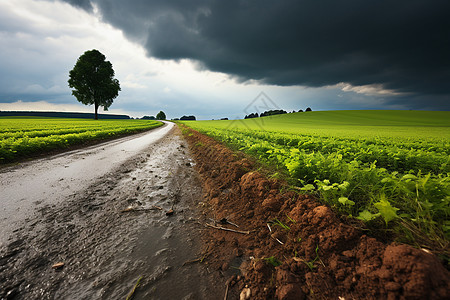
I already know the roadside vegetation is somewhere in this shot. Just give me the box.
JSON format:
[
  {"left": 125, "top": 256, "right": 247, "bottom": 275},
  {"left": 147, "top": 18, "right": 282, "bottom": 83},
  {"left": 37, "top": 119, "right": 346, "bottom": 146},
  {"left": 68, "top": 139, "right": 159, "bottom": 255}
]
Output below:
[
  {"left": 180, "top": 110, "right": 450, "bottom": 257},
  {"left": 0, "top": 117, "right": 162, "bottom": 163}
]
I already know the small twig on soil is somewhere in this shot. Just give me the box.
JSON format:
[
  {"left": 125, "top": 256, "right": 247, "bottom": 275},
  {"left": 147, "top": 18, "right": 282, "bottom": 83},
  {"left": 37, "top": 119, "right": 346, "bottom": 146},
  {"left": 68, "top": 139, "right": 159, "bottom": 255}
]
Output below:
[
  {"left": 220, "top": 218, "right": 239, "bottom": 228},
  {"left": 126, "top": 276, "right": 142, "bottom": 300},
  {"left": 121, "top": 206, "right": 134, "bottom": 213},
  {"left": 224, "top": 276, "right": 234, "bottom": 300},
  {"left": 224, "top": 281, "right": 229, "bottom": 300},
  {"left": 183, "top": 245, "right": 210, "bottom": 266},
  {"left": 276, "top": 238, "right": 284, "bottom": 245},
  {"left": 205, "top": 223, "right": 250, "bottom": 234},
  {"left": 209, "top": 217, "right": 240, "bottom": 227},
  {"left": 267, "top": 223, "right": 284, "bottom": 245},
  {"left": 182, "top": 257, "right": 202, "bottom": 266},
  {"left": 51, "top": 262, "right": 64, "bottom": 270},
  {"left": 182, "top": 253, "right": 207, "bottom": 266},
  {"left": 272, "top": 237, "right": 284, "bottom": 245}
]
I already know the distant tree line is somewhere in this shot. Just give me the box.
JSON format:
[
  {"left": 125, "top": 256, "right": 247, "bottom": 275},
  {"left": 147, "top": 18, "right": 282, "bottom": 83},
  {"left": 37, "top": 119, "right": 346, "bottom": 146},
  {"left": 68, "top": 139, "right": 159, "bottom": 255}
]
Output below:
[
  {"left": 139, "top": 111, "right": 197, "bottom": 121},
  {"left": 244, "top": 107, "right": 312, "bottom": 119},
  {"left": 140, "top": 111, "right": 166, "bottom": 120},
  {"left": 0, "top": 111, "right": 129, "bottom": 119},
  {"left": 138, "top": 107, "right": 312, "bottom": 122},
  {"left": 260, "top": 109, "right": 287, "bottom": 117},
  {"left": 244, "top": 112, "right": 259, "bottom": 119},
  {"left": 180, "top": 115, "right": 196, "bottom": 120}
]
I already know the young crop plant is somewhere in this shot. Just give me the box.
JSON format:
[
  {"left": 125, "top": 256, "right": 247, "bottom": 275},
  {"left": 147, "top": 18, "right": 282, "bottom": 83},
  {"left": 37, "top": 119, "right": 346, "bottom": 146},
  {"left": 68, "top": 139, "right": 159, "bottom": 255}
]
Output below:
[
  {"left": 294, "top": 245, "right": 325, "bottom": 271},
  {"left": 269, "top": 218, "right": 291, "bottom": 231},
  {"left": 285, "top": 213, "right": 297, "bottom": 224},
  {"left": 263, "top": 256, "right": 282, "bottom": 267}
]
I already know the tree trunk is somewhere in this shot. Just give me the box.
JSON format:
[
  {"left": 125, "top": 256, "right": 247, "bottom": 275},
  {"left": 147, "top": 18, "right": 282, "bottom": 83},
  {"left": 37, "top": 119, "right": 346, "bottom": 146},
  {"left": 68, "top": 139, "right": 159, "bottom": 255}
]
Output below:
[{"left": 94, "top": 102, "right": 99, "bottom": 120}]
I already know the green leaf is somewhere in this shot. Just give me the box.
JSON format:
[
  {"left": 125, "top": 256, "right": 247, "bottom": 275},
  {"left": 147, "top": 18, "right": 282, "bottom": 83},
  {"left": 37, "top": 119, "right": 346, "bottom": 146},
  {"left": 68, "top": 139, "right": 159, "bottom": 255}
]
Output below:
[
  {"left": 357, "top": 210, "right": 380, "bottom": 221},
  {"left": 381, "top": 177, "right": 391, "bottom": 183},
  {"left": 338, "top": 197, "right": 355, "bottom": 206},
  {"left": 338, "top": 181, "right": 350, "bottom": 191},
  {"left": 301, "top": 184, "right": 315, "bottom": 191},
  {"left": 322, "top": 185, "right": 334, "bottom": 191},
  {"left": 419, "top": 200, "right": 434, "bottom": 210},
  {"left": 401, "top": 174, "right": 417, "bottom": 181},
  {"left": 374, "top": 198, "right": 399, "bottom": 225}
]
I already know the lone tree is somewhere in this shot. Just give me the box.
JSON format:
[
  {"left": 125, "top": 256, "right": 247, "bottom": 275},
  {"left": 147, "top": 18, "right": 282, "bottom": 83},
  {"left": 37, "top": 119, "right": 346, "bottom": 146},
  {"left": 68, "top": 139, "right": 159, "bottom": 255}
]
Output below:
[
  {"left": 156, "top": 111, "right": 166, "bottom": 120},
  {"left": 68, "top": 49, "right": 121, "bottom": 120}
]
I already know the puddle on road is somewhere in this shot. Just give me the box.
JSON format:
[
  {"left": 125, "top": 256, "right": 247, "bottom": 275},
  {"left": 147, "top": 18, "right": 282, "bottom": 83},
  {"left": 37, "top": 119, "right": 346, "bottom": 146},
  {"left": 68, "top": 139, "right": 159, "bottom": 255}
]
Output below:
[{"left": 0, "top": 128, "right": 224, "bottom": 300}]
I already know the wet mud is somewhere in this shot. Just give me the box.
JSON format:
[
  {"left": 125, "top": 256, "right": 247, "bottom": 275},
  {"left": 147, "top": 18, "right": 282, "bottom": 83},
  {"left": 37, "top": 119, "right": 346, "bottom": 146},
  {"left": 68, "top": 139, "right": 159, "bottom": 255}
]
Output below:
[
  {"left": 181, "top": 125, "right": 450, "bottom": 300},
  {"left": 1, "top": 127, "right": 224, "bottom": 299}
]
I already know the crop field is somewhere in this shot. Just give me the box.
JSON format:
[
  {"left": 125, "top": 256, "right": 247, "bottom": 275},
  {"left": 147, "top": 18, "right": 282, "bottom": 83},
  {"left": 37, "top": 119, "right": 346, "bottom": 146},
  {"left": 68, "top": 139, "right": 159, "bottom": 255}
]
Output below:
[
  {"left": 180, "top": 110, "right": 450, "bottom": 253},
  {"left": 0, "top": 117, "right": 162, "bottom": 163}
]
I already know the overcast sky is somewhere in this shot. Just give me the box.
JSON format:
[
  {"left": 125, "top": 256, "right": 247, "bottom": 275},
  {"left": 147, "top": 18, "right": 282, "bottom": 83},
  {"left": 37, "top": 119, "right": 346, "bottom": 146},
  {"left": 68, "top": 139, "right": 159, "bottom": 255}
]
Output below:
[{"left": 0, "top": 0, "right": 449, "bottom": 119}]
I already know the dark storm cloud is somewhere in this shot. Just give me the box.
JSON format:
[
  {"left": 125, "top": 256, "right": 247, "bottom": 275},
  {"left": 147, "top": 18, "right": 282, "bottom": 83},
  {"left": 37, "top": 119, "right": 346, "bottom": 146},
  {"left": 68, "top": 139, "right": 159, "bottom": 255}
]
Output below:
[
  {"left": 61, "top": 0, "right": 93, "bottom": 10},
  {"left": 63, "top": 0, "right": 450, "bottom": 102}
]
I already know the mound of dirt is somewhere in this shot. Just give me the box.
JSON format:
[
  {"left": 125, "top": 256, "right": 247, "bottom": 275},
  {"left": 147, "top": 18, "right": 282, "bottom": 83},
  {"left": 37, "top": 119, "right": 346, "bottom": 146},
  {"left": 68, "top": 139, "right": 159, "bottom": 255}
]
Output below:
[{"left": 181, "top": 125, "right": 449, "bottom": 300}]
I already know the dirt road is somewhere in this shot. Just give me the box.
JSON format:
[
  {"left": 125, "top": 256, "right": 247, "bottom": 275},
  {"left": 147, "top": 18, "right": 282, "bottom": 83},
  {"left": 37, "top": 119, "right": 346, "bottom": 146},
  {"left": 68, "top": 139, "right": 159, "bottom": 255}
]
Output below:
[{"left": 0, "top": 123, "right": 223, "bottom": 299}]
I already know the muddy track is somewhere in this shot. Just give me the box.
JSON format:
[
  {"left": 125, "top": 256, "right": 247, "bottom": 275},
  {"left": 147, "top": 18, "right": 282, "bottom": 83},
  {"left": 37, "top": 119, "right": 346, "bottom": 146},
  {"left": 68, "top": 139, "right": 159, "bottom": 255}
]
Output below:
[
  {"left": 1, "top": 127, "right": 224, "bottom": 299},
  {"left": 181, "top": 125, "right": 449, "bottom": 300}
]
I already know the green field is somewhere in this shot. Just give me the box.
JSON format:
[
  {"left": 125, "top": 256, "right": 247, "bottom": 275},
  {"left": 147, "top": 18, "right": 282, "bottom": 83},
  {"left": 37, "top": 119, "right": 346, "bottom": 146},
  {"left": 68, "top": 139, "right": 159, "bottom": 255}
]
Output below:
[
  {"left": 181, "top": 110, "right": 450, "bottom": 253},
  {"left": 0, "top": 117, "right": 163, "bottom": 163},
  {"left": 200, "top": 110, "right": 450, "bottom": 138}
]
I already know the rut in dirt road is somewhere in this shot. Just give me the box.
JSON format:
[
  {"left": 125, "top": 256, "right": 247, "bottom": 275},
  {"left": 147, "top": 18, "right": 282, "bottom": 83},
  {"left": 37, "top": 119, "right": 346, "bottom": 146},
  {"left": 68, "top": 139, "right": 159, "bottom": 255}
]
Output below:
[{"left": 0, "top": 126, "right": 224, "bottom": 300}]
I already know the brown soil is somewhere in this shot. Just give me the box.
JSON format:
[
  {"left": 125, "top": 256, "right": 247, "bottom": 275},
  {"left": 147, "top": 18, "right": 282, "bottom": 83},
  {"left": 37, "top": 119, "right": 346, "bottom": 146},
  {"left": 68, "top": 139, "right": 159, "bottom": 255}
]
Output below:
[{"left": 181, "top": 125, "right": 450, "bottom": 300}]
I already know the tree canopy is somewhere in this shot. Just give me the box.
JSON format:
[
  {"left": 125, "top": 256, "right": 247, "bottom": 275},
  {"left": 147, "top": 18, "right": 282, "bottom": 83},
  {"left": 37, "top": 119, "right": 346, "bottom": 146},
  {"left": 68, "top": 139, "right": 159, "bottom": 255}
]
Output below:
[
  {"left": 68, "top": 49, "right": 120, "bottom": 120},
  {"left": 180, "top": 115, "right": 196, "bottom": 120},
  {"left": 156, "top": 111, "right": 166, "bottom": 120}
]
